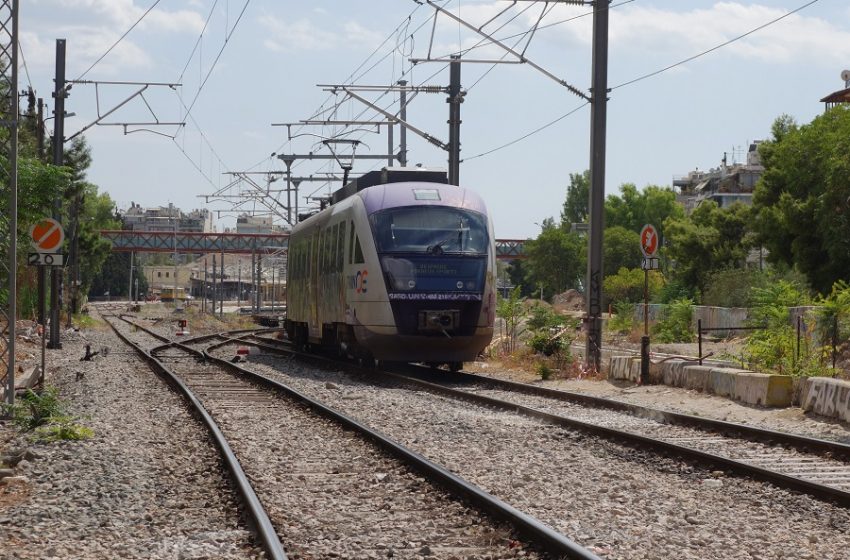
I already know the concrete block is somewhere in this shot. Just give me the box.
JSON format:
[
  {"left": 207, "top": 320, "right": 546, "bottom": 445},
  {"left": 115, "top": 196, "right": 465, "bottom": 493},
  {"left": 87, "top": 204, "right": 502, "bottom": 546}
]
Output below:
[
  {"left": 661, "top": 359, "right": 695, "bottom": 387},
  {"left": 609, "top": 356, "right": 640, "bottom": 383},
  {"left": 731, "top": 371, "right": 793, "bottom": 407},
  {"left": 14, "top": 367, "right": 41, "bottom": 392},
  {"left": 707, "top": 367, "right": 752, "bottom": 398},
  {"left": 682, "top": 365, "right": 714, "bottom": 392},
  {"left": 800, "top": 377, "right": 850, "bottom": 422}
]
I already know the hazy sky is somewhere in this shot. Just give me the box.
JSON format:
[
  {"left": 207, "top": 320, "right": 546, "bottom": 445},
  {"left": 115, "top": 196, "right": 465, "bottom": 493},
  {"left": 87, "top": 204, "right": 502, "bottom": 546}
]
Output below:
[{"left": 19, "top": 1, "right": 850, "bottom": 238}]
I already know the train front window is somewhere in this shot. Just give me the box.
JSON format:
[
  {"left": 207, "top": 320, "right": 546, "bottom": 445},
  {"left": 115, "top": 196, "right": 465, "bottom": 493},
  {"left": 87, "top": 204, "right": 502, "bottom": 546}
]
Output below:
[{"left": 370, "top": 207, "right": 488, "bottom": 255}]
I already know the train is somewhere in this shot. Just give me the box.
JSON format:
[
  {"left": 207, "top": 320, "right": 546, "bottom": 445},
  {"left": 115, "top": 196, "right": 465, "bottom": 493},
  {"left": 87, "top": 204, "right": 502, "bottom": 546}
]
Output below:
[{"left": 284, "top": 168, "right": 496, "bottom": 371}]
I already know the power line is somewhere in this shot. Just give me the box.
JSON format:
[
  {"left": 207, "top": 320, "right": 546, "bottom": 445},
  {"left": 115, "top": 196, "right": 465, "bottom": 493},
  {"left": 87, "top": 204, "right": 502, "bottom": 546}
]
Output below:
[
  {"left": 182, "top": 0, "right": 252, "bottom": 118},
  {"left": 613, "top": 0, "right": 820, "bottom": 90},
  {"left": 76, "top": 0, "right": 163, "bottom": 81},
  {"left": 461, "top": 0, "right": 821, "bottom": 162},
  {"left": 18, "top": 41, "right": 32, "bottom": 92},
  {"left": 177, "top": 0, "right": 220, "bottom": 83},
  {"left": 462, "top": 102, "right": 588, "bottom": 162}
]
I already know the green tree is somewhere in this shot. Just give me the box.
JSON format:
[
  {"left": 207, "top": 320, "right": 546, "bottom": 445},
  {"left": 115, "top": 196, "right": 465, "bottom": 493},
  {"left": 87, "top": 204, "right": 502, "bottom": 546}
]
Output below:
[
  {"left": 78, "top": 187, "right": 122, "bottom": 300},
  {"left": 605, "top": 183, "right": 683, "bottom": 239},
  {"left": 560, "top": 170, "right": 590, "bottom": 228},
  {"left": 664, "top": 201, "right": 753, "bottom": 297},
  {"left": 753, "top": 107, "right": 850, "bottom": 294},
  {"left": 523, "top": 222, "right": 585, "bottom": 300},
  {"left": 603, "top": 225, "right": 641, "bottom": 277}
]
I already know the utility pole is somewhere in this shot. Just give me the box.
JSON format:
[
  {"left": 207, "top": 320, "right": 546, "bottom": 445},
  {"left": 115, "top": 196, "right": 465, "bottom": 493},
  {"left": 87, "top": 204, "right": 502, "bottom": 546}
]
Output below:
[
  {"left": 36, "top": 97, "right": 45, "bottom": 328},
  {"left": 447, "top": 56, "right": 463, "bottom": 186},
  {"left": 585, "top": 1, "right": 610, "bottom": 372},
  {"left": 1, "top": 0, "right": 20, "bottom": 408},
  {"left": 128, "top": 251, "right": 134, "bottom": 305},
  {"left": 49, "top": 39, "right": 66, "bottom": 349},
  {"left": 398, "top": 80, "right": 408, "bottom": 166}
]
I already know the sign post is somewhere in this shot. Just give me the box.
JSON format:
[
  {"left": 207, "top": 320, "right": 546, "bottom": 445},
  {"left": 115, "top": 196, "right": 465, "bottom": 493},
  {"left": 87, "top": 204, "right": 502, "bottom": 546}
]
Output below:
[
  {"left": 639, "top": 224, "right": 659, "bottom": 385},
  {"left": 29, "top": 218, "right": 65, "bottom": 384}
]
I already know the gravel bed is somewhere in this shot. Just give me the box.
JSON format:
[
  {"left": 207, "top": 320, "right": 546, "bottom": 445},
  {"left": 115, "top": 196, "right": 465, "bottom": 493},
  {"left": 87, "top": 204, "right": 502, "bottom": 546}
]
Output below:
[
  {"left": 448, "top": 383, "right": 850, "bottom": 490},
  {"left": 113, "top": 316, "right": 545, "bottom": 559},
  {"left": 230, "top": 351, "right": 850, "bottom": 560},
  {"left": 469, "top": 363, "right": 850, "bottom": 444},
  {"left": 0, "top": 325, "right": 263, "bottom": 560}
]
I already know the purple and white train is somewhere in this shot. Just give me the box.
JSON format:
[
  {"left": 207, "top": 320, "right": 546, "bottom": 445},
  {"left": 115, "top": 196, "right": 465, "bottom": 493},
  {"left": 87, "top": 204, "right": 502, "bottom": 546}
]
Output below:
[{"left": 284, "top": 168, "right": 496, "bottom": 370}]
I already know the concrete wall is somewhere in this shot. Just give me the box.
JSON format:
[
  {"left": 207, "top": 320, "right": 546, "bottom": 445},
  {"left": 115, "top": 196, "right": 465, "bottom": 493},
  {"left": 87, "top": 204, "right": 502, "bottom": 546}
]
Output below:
[{"left": 800, "top": 377, "right": 850, "bottom": 423}]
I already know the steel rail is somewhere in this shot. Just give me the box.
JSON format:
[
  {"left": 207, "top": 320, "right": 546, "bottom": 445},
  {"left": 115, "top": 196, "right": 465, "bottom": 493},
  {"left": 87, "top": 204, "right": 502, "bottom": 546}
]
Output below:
[
  {"left": 119, "top": 320, "right": 601, "bottom": 560},
  {"left": 424, "top": 369, "right": 850, "bottom": 460},
  {"left": 241, "top": 334, "right": 850, "bottom": 508},
  {"left": 102, "top": 315, "right": 288, "bottom": 560}
]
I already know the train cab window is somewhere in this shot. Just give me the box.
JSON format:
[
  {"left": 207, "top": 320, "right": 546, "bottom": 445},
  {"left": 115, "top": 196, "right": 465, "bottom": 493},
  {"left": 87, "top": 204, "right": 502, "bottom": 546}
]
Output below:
[
  {"left": 370, "top": 207, "right": 489, "bottom": 255},
  {"left": 353, "top": 235, "right": 364, "bottom": 264}
]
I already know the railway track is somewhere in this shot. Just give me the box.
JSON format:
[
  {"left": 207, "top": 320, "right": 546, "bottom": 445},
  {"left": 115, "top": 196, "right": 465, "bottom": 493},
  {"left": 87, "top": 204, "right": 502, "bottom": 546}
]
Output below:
[
  {"left": 245, "top": 332, "right": 850, "bottom": 508},
  {"left": 104, "top": 314, "right": 601, "bottom": 559},
  {"left": 191, "top": 333, "right": 850, "bottom": 559}
]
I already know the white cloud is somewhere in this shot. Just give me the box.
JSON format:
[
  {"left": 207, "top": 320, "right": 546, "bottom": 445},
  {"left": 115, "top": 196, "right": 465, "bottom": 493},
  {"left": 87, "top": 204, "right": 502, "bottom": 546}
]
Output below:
[
  {"left": 530, "top": 2, "right": 850, "bottom": 66},
  {"left": 259, "top": 15, "right": 383, "bottom": 53},
  {"left": 53, "top": 0, "right": 205, "bottom": 33},
  {"left": 20, "top": 27, "right": 153, "bottom": 76}
]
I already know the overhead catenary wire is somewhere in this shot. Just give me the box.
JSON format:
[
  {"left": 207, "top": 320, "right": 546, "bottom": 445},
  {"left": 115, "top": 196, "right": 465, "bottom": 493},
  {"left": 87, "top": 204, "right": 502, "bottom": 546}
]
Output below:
[
  {"left": 75, "top": 0, "right": 163, "bottom": 82},
  {"left": 612, "top": 0, "right": 821, "bottom": 91},
  {"left": 461, "top": 0, "right": 821, "bottom": 162}
]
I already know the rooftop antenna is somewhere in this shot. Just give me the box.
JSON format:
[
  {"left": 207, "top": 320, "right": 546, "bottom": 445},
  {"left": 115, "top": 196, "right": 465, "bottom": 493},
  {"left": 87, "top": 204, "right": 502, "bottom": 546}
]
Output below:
[{"left": 841, "top": 69, "right": 850, "bottom": 88}]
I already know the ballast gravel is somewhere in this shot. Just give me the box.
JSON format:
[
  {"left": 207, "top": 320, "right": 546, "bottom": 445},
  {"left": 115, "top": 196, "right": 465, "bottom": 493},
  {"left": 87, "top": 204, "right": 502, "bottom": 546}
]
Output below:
[
  {"left": 0, "top": 326, "right": 263, "bottom": 560},
  {"left": 234, "top": 351, "right": 850, "bottom": 560}
]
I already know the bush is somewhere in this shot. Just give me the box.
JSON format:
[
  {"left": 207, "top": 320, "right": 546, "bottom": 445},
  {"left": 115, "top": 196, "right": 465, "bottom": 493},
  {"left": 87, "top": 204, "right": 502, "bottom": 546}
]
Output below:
[
  {"left": 536, "top": 361, "right": 553, "bottom": 380},
  {"left": 702, "top": 268, "right": 771, "bottom": 308},
  {"left": 607, "top": 301, "right": 636, "bottom": 334},
  {"left": 529, "top": 332, "right": 565, "bottom": 356},
  {"left": 603, "top": 267, "right": 663, "bottom": 305},
  {"left": 652, "top": 298, "right": 695, "bottom": 343}
]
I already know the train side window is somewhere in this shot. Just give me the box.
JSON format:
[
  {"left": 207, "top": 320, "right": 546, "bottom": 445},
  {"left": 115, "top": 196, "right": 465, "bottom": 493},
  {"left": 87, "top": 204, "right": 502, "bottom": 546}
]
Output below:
[
  {"left": 337, "top": 222, "right": 345, "bottom": 272},
  {"left": 332, "top": 223, "right": 340, "bottom": 273},
  {"left": 348, "top": 220, "right": 355, "bottom": 264},
  {"left": 353, "top": 235, "right": 364, "bottom": 264},
  {"left": 324, "top": 229, "right": 332, "bottom": 274}
]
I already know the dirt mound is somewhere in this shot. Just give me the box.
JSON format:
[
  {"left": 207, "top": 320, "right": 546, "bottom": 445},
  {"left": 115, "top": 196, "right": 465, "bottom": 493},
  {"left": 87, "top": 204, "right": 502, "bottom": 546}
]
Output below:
[{"left": 552, "top": 289, "right": 584, "bottom": 313}]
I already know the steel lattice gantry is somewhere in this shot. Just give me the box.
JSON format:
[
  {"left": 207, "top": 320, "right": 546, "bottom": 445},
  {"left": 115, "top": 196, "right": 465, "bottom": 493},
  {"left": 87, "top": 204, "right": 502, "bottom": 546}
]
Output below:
[
  {"left": 101, "top": 231, "right": 291, "bottom": 255},
  {"left": 0, "top": 0, "right": 18, "bottom": 406},
  {"left": 102, "top": 231, "right": 526, "bottom": 260}
]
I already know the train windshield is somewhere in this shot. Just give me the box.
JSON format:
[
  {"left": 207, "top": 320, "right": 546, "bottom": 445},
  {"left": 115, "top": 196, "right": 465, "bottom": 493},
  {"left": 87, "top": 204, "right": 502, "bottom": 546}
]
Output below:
[{"left": 370, "top": 207, "right": 489, "bottom": 255}]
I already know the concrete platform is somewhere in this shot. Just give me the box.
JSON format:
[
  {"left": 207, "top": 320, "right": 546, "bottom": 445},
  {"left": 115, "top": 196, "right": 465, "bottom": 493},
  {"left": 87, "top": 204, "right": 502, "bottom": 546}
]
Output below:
[
  {"left": 651, "top": 360, "right": 793, "bottom": 407},
  {"left": 801, "top": 377, "right": 850, "bottom": 422}
]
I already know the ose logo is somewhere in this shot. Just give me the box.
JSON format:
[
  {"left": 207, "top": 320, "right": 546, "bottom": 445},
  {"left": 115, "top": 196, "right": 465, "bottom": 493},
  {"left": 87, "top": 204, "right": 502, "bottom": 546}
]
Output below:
[{"left": 355, "top": 270, "right": 368, "bottom": 294}]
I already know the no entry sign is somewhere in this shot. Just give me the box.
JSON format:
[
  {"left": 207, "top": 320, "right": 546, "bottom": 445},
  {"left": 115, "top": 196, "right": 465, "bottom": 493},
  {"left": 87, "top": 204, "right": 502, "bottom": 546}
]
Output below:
[
  {"left": 640, "top": 224, "right": 658, "bottom": 257},
  {"left": 30, "top": 218, "right": 64, "bottom": 253}
]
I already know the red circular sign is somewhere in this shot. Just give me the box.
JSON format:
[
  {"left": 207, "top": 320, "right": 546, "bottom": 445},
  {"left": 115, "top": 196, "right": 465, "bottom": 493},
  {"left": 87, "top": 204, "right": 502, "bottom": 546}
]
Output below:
[
  {"left": 640, "top": 224, "right": 658, "bottom": 257},
  {"left": 30, "top": 218, "right": 65, "bottom": 253}
]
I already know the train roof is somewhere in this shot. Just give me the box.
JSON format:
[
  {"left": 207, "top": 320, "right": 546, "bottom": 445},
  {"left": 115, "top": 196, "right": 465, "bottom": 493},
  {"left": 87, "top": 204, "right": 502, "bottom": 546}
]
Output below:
[
  {"left": 331, "top": 167, "right": 448, "bottom": 205},
  {"left": 359, "top": 181, "right": 488, "bottom": 216}
]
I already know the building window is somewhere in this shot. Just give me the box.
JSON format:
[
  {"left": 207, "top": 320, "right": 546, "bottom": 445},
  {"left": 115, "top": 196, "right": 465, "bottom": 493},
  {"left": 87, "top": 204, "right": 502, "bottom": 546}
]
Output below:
[{"left": 157, "top": 272, "right": 161, "bottom": 278}]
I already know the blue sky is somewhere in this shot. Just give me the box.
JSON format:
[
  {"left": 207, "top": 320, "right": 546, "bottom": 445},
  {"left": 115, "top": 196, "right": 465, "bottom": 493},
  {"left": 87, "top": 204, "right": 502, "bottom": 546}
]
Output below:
[{"left": 20, "top": 1, "right": 850, "bottom": 238}]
